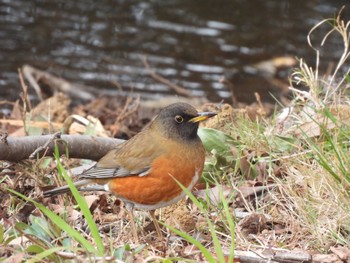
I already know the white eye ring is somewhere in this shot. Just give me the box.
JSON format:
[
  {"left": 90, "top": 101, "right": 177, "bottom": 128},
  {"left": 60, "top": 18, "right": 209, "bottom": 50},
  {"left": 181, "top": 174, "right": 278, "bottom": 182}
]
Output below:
[{"left": 175, "top": 115, "right": 184, "bottom": 123}]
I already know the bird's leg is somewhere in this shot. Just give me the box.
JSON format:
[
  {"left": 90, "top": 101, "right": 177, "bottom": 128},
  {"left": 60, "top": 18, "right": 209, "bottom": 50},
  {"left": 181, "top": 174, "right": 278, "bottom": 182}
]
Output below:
[
  {"left": 125, "top": 203, "right": 139, "bottom": 243},
  {"left": 149, "top": 210, "right": 163, "bottom": 241},
  {"left": 150, "top": 210, "right": 167, "bottom": 255}
]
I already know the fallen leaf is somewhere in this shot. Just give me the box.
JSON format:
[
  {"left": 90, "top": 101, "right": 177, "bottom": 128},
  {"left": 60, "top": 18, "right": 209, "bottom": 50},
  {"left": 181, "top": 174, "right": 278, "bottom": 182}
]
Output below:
[
  {"left": 330, "top": 246, "right": 350, "bottom": 261},
  {"left": 237, "top": 213, "right": 269, "bottom": 235},
  {"left": 294, "top": 104, "right": 350, "bottom": 138},
  {"left": 193, "top": 185, "right": 231, "bottom": 206},
  {"left": 311, "top": 253, "right": 342, "bottom": 263},
  {"left": 198, "top": 128, "right": 234, "bottom": 155},
  {"left": 84, "top": 195, "right": 100, "bottom": 209},
  {"left": 3, "top": 252, "right": 24, "bottom": 263},
  {"left": 235, "top": 184, "right": 276, "bottom": 207}
]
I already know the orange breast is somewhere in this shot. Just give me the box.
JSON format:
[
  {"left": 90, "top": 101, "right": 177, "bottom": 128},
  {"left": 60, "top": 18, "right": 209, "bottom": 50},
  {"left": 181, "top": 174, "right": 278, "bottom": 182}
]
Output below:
[{"left": 108, "top": 151, "right": 204, "bottom": 206}]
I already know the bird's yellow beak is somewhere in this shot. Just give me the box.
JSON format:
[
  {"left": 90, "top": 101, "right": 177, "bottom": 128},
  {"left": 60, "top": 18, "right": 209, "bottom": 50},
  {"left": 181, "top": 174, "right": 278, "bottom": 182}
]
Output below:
[{"left": 188, "top": 112, "right": 217, "bottom": 123}]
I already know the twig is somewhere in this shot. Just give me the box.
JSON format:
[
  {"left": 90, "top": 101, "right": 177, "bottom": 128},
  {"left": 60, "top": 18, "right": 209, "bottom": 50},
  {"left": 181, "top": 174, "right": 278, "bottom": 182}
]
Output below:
[
  {"left": 233, "top": 249, "right": 313, "bottom": 263},
  {"left": 29, "top": 131, "right": 62, "bottom": 159},
  {"left": 111, "top": 96, "right": 140, "bottom": 137},
  {"left": 18, "top": 67, "right": 32, "bottom": 111},
  {"left": 0, "top": 171, "right": 16, "bottom": 176},
  {"left": 0, "top": 119, "right": 62, "bottom": 129},
  {"left": 0, "top": 100, "right": 17, "bottom": 106},
  {"left": 254, "top": 92, "right": 266, "bottom": 116},
  {"left": 142, "top": 56, "right": 193, "bottom": 97},
  {"left": 274, "top": 250, "right": 312, "bottom": 262}
]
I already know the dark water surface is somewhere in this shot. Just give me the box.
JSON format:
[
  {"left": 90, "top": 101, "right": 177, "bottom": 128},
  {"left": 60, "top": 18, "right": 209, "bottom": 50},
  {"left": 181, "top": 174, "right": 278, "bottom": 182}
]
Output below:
[{"left": 0, "top": 0, "right": 348, "bottom": 104}]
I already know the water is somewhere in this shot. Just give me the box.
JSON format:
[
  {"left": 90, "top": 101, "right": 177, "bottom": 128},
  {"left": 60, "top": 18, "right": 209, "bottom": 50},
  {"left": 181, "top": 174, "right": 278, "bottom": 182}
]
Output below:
[{"left": 0, "top": 0, "right": 348, "bottom": 104}]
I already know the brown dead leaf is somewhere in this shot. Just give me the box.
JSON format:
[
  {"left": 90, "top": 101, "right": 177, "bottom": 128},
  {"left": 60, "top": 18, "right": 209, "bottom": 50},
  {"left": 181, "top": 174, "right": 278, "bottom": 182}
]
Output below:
[
  {"left": 8, "top": 236, "right": 29, "bottom": 246},
  {"left": 84, "top": 195, "right": 100, "bottom": 209},
  {"left": 183, "top": 244, "right": 201, "bottom": 256},
  {"left": 237, "top": 213, "right": 269, "bottom": 236},
  {"left": 99, "top": 213, "right": 121, "bottom": 224},
  {"left": 256, "top": 161, "right": 269, "bottom": 183},
  {"left": 2, "top": 93, "right": 69, "bottom": 135},
  {"left": 330, "top": 246, "right": 350, "bottom": 261},
  {"left": 0, "top": 119, "right": 62, "bottom": 130},
  {"left": 329, "top": 104, "right": 350, "bottom": 125},
  {"left": 193, "top": 185, "right": 231, "bottom": 206},
  {"left": 10, "top": 100, "right": 22, "bottom": 120},
  {"left": 239, "top": 153, "right": 254, "bottom": 180},
  {"left": 64, "top": 114, "right": 110, "bottom": 137},
  {"left": 31, "top": 92, "right": 70, "bottom": 123},
  {"left": 295, "top": 104, "right": 350, "bottom": 137},
  {"left": 67, "top": 207, "right": 81, "bottom": 222},
  {"left": 235, "top": 183, "right": 276, "bottom": 207},
  {"left": 312, "top": 253, "right": 342, "bottom": 263},
  {"left": 3, "top": 252, "right": 24, "bottom": 263},
  {"left": 49, "top": 203, "right": 80, "bottom": 222},
  {"left": 15, "top": 201, "right": 36, "bottom": 223}
]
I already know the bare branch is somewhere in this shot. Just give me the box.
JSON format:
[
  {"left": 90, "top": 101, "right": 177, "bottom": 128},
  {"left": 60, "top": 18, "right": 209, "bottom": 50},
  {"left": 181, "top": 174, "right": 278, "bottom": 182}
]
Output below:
[
  {"left": 0, "top": 135, "right": 124, "bottom": 162},
  {"left": 142, "top": 56, "right": 193, "bottom": 98},
  {"left": 22, "top": 65, "right": 95, "bottom": 101}
]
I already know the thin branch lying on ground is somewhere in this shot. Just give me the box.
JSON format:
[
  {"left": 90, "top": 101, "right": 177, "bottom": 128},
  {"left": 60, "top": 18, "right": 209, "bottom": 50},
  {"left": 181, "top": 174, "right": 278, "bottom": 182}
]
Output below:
[
  {"left": 22, "top": 65, "right": 95, "bottom": 101},
  {"left": 0, "top": 135, "right": 123, "bottom": 162},
  {"left": 142, "top": 56, "right": 193, "bottom": 98}
]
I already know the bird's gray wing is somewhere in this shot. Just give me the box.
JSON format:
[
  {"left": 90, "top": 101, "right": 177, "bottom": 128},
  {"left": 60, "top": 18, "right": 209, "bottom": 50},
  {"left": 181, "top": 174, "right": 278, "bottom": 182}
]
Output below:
[
  {"left": 79, "top": 165, "right": 151, "bottom": 179},
  {"left": 79, "top": 128, "right": 163, "bottom": 180}
]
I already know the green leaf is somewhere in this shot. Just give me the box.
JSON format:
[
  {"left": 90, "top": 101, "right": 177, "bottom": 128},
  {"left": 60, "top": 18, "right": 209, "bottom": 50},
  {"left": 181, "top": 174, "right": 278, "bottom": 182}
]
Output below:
[
  {"left": 220, "top": 187, "right": 235, "bottom": 262},
  {"left": 114, "top": 245, "right": 127, "bottom": 260},
  {"left": 0, "top": 224, "right": 4, "bottom": 243},
  {"left": 7, "top": 189, "right": 97, "bottom": 254},
  {"left": 345, "top": 74, "right": 350, "bottom": 84},
  {"left": 133, "top": 244, "right": 146, "bottom": 255},
  {"left": 198, "top": 128, "right": 234, "bottom": 154},
  {"left": 25, "top": 215, "right": 54, "bottom": 242},
  {"left": 0, "top": 175, "right": 9, "bottom": 184},
  {"left": 273, "top": 136, "right": 297, "bottom": 152},
  {"left": 27, "top": 246, "right": 63, "bottom": 263},
  {"left": 5, "top": 222, "right": 29, "bottom": 244},
  {"left": 25, "top": 113, "right": 44, "bottom": 136},
  {"left": 39, "top": 157, "right": 53, "bottom": 169},
  {"left": 26, "top": 244, "right": 45, "bottom": 254},
  {"left": 62, "top": 237, "right": 72, "bottom": 249}
]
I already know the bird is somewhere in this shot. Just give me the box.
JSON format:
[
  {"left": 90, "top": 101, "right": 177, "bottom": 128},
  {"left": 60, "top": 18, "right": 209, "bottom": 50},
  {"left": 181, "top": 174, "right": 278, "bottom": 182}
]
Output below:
[{"left": 43, "top": 102, "right": 217, "bottom": 242}]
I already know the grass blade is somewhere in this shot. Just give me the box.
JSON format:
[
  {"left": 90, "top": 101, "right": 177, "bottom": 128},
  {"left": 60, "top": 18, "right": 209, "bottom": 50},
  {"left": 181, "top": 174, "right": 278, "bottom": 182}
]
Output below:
[
  {"left": 220, "top": 186, "right": 235, "bottom": 262},
  {"left": 161, "top": 222, "right": 216, "bottom": 263},
  {"left": 27, "top": 246, "right": 64, "bottom": 263},
  {"left": 7, "top": 189, "right": 97, "bottom": 254},
  {"left": 170, "top": 176, "right": 226, "bottom": 263},
  {"left": 54, "top": 147, "right": 105, "bottom": 255}
]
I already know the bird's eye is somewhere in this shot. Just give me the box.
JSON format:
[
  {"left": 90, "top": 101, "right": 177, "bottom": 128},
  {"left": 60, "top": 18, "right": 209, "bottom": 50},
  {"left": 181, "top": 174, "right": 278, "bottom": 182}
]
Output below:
[{"left": 174, "top": 115, "right": 184, "bottom": 123}]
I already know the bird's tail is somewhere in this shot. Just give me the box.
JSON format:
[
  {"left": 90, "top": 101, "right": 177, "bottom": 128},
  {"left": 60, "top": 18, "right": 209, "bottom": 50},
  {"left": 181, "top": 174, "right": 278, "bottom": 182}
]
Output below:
[{"left": 43, "top": 179, "right": 91, "bottom": 197}]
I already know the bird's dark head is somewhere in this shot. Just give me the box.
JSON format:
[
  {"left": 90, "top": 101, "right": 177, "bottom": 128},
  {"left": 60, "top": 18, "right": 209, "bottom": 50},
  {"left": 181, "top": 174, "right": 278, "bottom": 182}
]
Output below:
[{"left": 154, "top": 102, "right": 217, "bottom": 141}]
